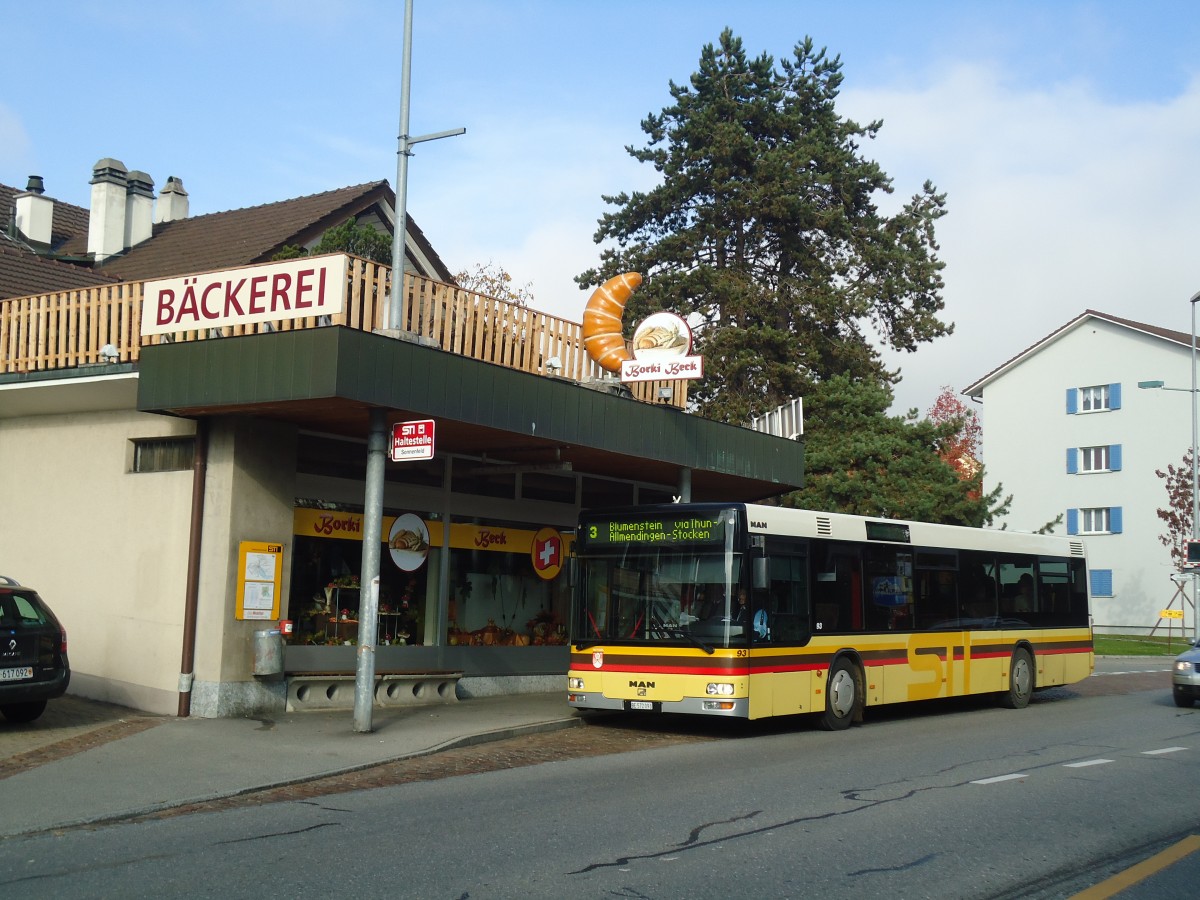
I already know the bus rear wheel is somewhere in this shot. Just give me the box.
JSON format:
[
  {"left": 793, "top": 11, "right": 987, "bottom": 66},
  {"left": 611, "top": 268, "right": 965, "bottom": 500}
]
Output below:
[
  {"left": 999, "top": 647, "right": 1034, "bottom": 709},
  {"left": 820, "top": 659, "right": 861, "bottom": 731}
]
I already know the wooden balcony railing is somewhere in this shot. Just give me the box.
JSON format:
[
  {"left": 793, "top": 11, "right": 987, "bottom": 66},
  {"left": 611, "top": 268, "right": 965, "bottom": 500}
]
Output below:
[{"left": 0, "top": 254, "right": 687, "bottom": 407}]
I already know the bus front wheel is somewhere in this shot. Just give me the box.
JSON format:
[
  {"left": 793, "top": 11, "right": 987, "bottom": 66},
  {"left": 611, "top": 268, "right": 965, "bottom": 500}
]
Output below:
[
  {"left": 999, "top": 647, "right": 1034, "bottom": 709},
  {"left": 820, "top": 659, "right": 861, "bottom": 731}
]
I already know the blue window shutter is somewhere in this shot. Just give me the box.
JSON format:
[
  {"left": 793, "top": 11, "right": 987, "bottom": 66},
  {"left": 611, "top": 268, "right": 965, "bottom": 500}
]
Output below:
[
  {"left": 1110, "top": 444, "right": 1122, "bottom": 471},
  {"left": 1066, "top": 388, "right": 1078, "bottom": 414},
  {"left": 1109, "top": 506, "right": 1123, "bottom": 533},
  {"left": 1067, "top": 448, "right": 1078, "bottom": 473},
  {"left": 1067, "top": 508, "right": 1079, "bottom": 534},
  {"left": 1090, "top": 569, "right": 1114, "bottom": 597},
  {"left": 1110, "top": 383, "right": 1122, "bottom": 409}
]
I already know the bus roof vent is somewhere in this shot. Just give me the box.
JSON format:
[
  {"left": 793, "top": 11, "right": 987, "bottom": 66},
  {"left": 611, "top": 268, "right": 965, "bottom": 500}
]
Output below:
[
  {"left": 1070, "top": 541, "right": 1086, "bottom": 557},
  {"left": 816, "top": 516, "right": 833, "bottom": 535}
]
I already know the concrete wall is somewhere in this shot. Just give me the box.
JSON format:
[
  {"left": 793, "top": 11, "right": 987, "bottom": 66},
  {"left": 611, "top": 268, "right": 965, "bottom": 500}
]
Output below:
[
  {"left": 979, "top": 317, "right": 1194, "bottom": 631},
  {"left": 0, "top": 408, "right": 195, "bottom": 714},
  {"left": 188, "top": 417, "right": 298, "bottom": 717}
]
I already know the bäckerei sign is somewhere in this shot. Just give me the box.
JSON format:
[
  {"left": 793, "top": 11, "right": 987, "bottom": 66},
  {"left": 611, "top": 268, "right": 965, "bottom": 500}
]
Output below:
[{"left": 141, "top": 255, "right": 349, "bottom": 336}]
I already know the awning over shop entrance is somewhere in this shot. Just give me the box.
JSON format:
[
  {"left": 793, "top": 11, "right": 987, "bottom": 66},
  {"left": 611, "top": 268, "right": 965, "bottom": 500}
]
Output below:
[{"left": 137, "top": 326, "right": 804, "bottom": 501}]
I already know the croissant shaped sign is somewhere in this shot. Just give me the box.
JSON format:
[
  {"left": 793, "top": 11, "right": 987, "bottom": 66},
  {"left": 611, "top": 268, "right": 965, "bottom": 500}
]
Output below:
[{"left": 581, "top": 273, "right": 703, "bottom": 383}]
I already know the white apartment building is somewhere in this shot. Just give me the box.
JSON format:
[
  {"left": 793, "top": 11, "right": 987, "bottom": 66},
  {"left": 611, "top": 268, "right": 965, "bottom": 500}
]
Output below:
[{"left": 966, "top": 310, "right": 1196, "bottom": 634}]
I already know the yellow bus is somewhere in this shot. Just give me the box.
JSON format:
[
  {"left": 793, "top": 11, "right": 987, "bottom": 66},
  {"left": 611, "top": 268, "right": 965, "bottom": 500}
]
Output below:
[{"left": 567, "top": 503, "right": 1093, "bottom": 729}]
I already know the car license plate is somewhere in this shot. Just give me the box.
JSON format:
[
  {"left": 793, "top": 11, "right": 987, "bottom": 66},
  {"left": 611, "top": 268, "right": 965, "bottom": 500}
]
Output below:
[
  {"left": 0, "top": 667, "right": 33, "bottom": 682},
  {"left": 629, "top": 700, "right": 654, "bottom": 711}
]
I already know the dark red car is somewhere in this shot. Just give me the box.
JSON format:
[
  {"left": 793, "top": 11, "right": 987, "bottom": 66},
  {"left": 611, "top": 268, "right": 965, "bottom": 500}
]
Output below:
[{"left": 0, "top": 577, "right": 70, "bottom": 723}]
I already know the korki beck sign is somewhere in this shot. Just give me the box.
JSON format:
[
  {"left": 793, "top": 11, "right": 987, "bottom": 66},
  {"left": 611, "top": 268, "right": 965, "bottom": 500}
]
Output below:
[
  {"left": 141, "top": 255, "right": 349, "bottom": 336},
  {"left": 620, "top": 311, "right": 703, "bottom": 384}
]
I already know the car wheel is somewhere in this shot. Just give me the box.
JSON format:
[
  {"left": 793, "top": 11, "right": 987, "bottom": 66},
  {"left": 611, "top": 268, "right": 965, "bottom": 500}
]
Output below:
[
  {"left": 820, "top": 658, "right": 860, "bottom": 731},
  {"left": 1, "top": 700, "right": 48, "bottom": 723},
  {"left": 998, "top": 648, "right": 1034, "bottom": 709},
  {"left": 1173, "top": 690, "right": 1195, "bottom": 709}
]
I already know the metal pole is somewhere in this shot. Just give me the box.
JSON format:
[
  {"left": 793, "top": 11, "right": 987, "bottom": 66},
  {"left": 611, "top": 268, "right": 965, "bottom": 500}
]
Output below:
[
  {"left": 353, "top": 409, "right": 388, "bottom": 732},
  {"left": 387, "top": 0, "right": 415, "bottom": 332},
  {"left": 1191, "top": 292, "right": 1200, "bottom": 642}
]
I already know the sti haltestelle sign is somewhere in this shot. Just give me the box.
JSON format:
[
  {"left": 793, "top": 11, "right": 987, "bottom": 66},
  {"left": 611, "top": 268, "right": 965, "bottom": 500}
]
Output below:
[{"left": 141, "top": 256, "right": 349, "bottom": 336}]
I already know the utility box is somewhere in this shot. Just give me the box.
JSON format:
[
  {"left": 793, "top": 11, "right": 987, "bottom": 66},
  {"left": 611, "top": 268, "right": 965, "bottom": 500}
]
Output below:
[{"left": 253, "top": 628, "right": 283, "bottom": 676}]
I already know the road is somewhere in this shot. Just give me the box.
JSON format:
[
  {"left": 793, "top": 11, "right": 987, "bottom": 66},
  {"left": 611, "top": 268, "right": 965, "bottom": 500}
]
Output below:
[{"left": 0, "top": 665, "right": 1195, "bottom": 899}]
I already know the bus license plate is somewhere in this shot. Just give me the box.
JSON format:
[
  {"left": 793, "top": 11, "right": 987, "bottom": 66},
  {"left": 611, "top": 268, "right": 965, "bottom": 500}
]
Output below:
[
  {"left": 0, "top": 667, "right": 33, "bottom": 682},
  {"left": 627, "top": 700, "right": 657, "bottom": 712}
]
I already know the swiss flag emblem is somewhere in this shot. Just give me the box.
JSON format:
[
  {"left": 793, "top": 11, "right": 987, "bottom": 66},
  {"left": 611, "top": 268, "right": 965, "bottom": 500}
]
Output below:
[
  {"left": 530, "top": 528, "right": 564, "bottom": 580},
  {"left": 534, "top": 535, "right": 561, "bottom": 571}
]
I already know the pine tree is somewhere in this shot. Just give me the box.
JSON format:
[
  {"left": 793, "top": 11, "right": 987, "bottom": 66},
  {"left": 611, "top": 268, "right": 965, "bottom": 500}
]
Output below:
[{"left": 579, "top": 30, "right": 950, "bottom": 425}]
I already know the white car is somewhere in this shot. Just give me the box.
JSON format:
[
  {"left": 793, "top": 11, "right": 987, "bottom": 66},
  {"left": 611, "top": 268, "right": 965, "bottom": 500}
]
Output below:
[{"left": 1172, "top": 637, "right": 1200, "bottom": 708}]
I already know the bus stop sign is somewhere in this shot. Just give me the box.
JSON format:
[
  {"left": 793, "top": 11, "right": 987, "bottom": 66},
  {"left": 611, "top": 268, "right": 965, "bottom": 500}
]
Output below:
[{"left": 391, "top": 419, "right": 435, "bottom": 462}]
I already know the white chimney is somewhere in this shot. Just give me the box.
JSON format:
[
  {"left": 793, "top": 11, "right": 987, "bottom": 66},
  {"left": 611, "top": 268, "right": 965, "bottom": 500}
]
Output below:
[
  {"left": 124, "top": 170, "right": 155, "bottom": 248},
  {"left": 154, "top": 175, "right": 189, "bottom": 224},
  {"left": 13, "top": 176, "right": 54, "bottom": 246},
  {"left": 87, "top": 158, "right": 129, "bottom": 262}
]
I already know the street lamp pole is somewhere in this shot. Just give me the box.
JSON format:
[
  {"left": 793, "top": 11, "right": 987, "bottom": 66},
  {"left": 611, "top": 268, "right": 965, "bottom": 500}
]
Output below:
[{"left": 1191, "top": 291, "right": 1200, "bottom": 642}]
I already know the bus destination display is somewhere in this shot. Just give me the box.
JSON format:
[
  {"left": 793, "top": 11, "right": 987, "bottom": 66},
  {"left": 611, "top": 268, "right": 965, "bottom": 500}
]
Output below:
[{"left": 583, "top": 513, "right": 727, "bottom": 547}]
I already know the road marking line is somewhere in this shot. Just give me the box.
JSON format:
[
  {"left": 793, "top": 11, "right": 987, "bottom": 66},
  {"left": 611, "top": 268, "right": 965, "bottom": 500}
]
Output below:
[
  {"left": 1142, "top": 747, "right": 1188, "bottom": 755},
  {"left": 1071, "top": 834, "right": 1200, "bottom": 899},
  {"left": 971, "top": 773, "right": 1027, "bottom": 785},
  {"left": 1064, "top": 759, "right": 1114, "bottom": 768}
]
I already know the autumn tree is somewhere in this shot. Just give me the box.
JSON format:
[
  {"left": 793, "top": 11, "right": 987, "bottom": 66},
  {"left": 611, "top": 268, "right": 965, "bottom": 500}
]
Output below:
[
  {"left": 785, "top": 375, "right": 1010, "bottom": 526},
  {"left": 1156, "top": 448, "right": 1194, "bottom": 569},
  {"left": 455, "top": 261, "right": 535, "bottom": 307},
  {"left": 926, "top": 386, "right": 982, "bottom": 480},
  {"left": 578, "top": 30, "right": 950, "bottom": 424}
]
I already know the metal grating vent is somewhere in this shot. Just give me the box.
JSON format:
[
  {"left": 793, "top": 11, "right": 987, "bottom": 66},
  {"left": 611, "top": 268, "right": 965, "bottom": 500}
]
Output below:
[
  {"left": 816, "top": 516, "right": 832, "bottom": 535},
  {"left": 1070, "top": 541, "right": 1086, "bottom": 557}
]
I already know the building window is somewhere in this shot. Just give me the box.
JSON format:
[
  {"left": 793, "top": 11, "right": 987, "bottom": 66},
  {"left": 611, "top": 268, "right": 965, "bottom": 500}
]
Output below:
[
  {"left": 1066, "top": 383, "right": 1122, "bottom": 414},
  {"left": 131, "top": 437, "right": 195, "bottom": 473},
  {"left": 1067, "top": 506, "right": 1123, "bottom": 535},
  {"left": 1090, "top": 569, "right": 1114, "bottom": 597},
  {"left": 1067, "top": 444, "right": 1123, "bottom": 474},
  {"left": 1082, "top": 446, "right": 1109, "bottom": 471}
]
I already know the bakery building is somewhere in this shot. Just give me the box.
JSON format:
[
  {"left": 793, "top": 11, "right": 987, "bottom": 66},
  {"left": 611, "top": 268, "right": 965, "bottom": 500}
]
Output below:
[{"left": 1, "top": 161, "right": 804, "bottom": 717}]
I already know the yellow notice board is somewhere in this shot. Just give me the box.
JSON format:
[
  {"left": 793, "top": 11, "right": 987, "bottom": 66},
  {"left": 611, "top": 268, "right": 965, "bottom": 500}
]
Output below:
[
  {"left": 1160, "top": 609, "right": 1185, "bottom": 620},
  {"left": 237, "top": 541, "right": 284, "bottom": 621}
]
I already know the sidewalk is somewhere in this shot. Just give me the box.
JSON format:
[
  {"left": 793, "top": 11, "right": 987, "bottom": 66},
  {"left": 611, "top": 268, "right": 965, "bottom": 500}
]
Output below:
[{"left": 0, "top": 692, "right": 579, "bottom": 839}]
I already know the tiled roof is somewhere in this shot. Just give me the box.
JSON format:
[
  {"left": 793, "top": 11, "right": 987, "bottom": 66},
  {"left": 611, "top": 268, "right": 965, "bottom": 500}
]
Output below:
[
  {"left": 0, "top": 232, "right": 117, "bottom": 300},
  {"left": 69, "top": 181, "right": 393, "bottom": 280},
  {"left": 2, "top": 178, "right": 455, "bottom": 300},
  {"left": 0, "top": 183, "right": 90, "bottom": 252},
  {"left": 964, "top": 309, "right": 1193, "bottom": 398}
]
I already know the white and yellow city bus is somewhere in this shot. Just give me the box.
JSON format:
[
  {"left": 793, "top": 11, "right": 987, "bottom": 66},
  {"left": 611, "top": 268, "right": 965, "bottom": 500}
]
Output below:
[{"left": 567, "top": 503, "right": 1093, "bottom": 729}]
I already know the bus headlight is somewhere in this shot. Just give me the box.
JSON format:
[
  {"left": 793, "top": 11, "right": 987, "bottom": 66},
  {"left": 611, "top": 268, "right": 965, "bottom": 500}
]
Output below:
[
  {"left": 568, "top": 677, "right": 585, "bottom": 690},
  {"left": 706, "top": 682, "right": 734, "bottom": 696}
]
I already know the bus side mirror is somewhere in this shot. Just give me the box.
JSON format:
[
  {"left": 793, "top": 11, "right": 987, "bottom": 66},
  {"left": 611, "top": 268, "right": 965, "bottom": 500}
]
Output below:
[{"left": 753, "top": 557, "right": 768, "bottom": 590}]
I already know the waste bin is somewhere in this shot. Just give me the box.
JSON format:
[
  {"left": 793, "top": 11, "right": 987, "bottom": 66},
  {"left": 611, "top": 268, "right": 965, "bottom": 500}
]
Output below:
[{"left": 253, "top": 628, "right": 283, "bottom": 676}]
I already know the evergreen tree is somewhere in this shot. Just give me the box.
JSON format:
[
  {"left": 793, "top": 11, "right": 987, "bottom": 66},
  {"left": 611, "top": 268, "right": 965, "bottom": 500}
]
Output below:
[
  {"left": 578, "top": 30, "right": 950, "bottom": 425},
  {"left": 786, "top": 375, "right": 1010, "bottom": 527}
]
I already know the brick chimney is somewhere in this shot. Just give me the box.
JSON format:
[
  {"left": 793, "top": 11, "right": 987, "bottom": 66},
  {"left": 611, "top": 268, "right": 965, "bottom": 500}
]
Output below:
[
  {"left": 154, "top": 175, "right": 189, "bottom": 224},
  {"left": 13, "top": 176, "right": 54, "bottom": 247},
  {"left": 124, "top": 170, "right": 155, "bottom": 248},
  {"left": 87, "top": 158, "right": 129, "bottom": 262}
]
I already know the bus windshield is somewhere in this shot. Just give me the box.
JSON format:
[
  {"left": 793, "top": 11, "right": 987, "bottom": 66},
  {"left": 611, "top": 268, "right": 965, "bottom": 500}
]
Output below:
[{"left": 574, "top": 545, "right": 746, "bottom": 651}]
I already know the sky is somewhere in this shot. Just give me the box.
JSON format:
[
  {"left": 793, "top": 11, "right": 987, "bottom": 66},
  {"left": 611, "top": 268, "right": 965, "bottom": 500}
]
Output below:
[{"left": 4, "top": 0, "right": 1200, "bottom": 418}]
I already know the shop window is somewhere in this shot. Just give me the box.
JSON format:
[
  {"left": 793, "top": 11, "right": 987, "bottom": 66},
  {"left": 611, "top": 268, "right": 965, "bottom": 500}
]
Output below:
[
  {"left": 451, "top": 467, "right": 517, "bottom": 499},
  {"left": 130, "top": 437, "right": 194, "bottom": 473},
  {"left": 581, "top": 477, "right": 635, "bottom": 509},
  {"left": 520, "top": 472, "right": 577, "bottom": 503}
]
